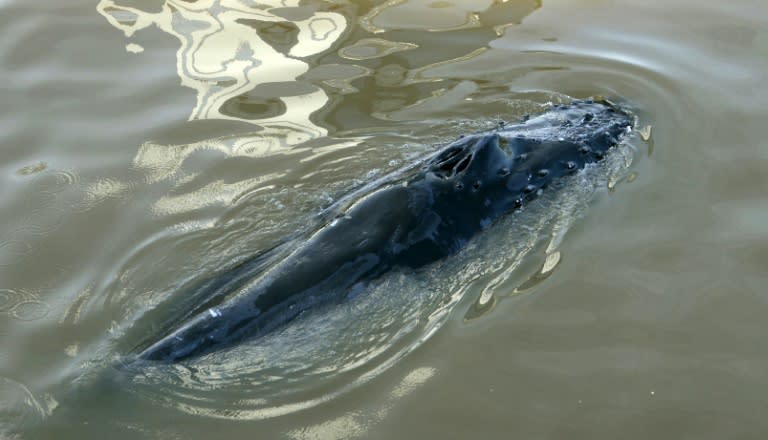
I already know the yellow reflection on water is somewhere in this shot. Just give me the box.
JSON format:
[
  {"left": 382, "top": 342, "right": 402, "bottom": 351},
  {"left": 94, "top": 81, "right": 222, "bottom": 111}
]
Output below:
[{"left": 97, "top": 0, "right": 345, "bottom": 140}]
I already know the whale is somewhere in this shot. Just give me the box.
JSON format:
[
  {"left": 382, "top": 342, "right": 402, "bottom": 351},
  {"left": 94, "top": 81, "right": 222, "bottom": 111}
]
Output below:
[{"left": 136, "top": 99, "right": 634, "bottom": 362}]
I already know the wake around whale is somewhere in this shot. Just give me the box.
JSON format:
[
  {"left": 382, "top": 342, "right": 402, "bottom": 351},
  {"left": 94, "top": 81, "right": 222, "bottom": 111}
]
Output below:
[{"left": 136, "top": 99, "right": 635, "bottom": 362}]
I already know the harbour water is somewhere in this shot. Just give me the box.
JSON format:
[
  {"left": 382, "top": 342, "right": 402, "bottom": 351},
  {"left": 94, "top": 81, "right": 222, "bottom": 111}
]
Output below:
[{"left": 2, "top": 0, "right": 768, "bottom": 438}]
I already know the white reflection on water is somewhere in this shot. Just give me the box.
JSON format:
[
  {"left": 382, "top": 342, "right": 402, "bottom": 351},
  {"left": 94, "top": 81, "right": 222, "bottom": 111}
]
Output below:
[{"left": 97, "top": 0, "right": 343, "bottom": 136}]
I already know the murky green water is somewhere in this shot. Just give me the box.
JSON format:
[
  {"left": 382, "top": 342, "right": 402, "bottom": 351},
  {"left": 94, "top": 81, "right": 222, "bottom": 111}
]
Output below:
[{"left": 2, "top": 0, "right": 768, "bottom": 438}]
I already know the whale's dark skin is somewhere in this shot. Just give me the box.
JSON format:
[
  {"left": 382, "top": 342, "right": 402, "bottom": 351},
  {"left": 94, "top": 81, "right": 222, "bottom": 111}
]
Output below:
[{"left": 136, "top": 100, "right": 634, "bottom": 362}]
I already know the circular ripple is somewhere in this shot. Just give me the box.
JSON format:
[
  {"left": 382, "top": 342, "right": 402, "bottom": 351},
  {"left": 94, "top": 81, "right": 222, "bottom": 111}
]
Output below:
[
  {"left": 73, "top": 177, "right": 132, "bottom": 212},
  {"left": 33, "top": 170, "right": 80, "bottom": 194},
  {"left": 10, "top": 300, "right": 50, "bottom": 321},
  {"left": 0, "top": 237, "right": 34, "bottom": 266},
  {"left": 0, "top": 289, "right": 21, "bottom": 312},
  {"left": 19, "top": 207, "right": 66, "bottom": 237}
]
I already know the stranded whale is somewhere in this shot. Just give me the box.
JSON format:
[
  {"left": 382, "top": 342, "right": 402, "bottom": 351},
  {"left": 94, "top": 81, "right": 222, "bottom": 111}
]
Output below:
[{"left": 137, "top": 99, "right": 634, "bottom": 362}]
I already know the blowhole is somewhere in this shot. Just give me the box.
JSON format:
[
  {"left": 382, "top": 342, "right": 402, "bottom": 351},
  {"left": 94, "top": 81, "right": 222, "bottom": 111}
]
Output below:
[
  {"left": 455, "top": 155, "right": 472, "bottom": 173},
  {"left": 431, "top": 146, "right": 474, "bottom": 179}
]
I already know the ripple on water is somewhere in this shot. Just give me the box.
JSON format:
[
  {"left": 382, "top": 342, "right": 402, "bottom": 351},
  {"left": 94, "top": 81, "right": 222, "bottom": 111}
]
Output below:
[
  {"left": 0, "top": 289, "right": 34, "bottom": 313},
  {"left": 0, "top": 236, "right": 34, "bottom": 266},
  {"left": 10, "top": 300, "right": 50, "bottom": 321},
  {"left": 0, "top": 378, "right": 45, "bottom": 434},
  {"left": 32, "top": 170, "right": 81, "bottom": 194},
  {"left": 0, "top": 289, "right": 50, "bottom": 322},
  {"left": 115, "top": 114, "right": 643, "bottom": 421},
  {"left": 0, "top": 289, "right": 19, "bottom": 312}
]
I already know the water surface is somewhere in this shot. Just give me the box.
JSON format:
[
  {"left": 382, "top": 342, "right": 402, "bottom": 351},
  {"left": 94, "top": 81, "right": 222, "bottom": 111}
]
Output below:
[{"left": 2, "top": 0, "right": 768, "bottom": 438}]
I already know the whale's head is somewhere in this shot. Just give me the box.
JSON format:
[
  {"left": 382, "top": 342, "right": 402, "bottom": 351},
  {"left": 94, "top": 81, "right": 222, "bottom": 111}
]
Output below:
[
  {"left": 424, "top": 100, "right": 633, "bottom": 227},
  {"left": 424, "top": 133, "right": 522, "bottom": 233}
]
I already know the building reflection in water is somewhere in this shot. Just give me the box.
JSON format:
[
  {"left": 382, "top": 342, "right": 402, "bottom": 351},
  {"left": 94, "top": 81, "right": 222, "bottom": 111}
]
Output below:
[
  {"left": 97, "top": 0, "right": 541, "bottom": 142},
  {"left": 97, "top": 0, "right": 346, "bottom": 142}
]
